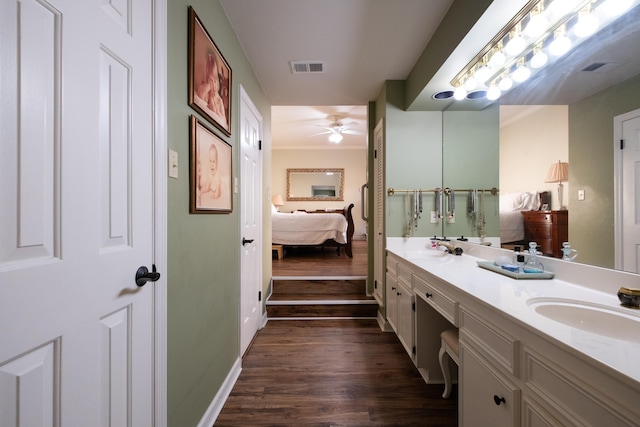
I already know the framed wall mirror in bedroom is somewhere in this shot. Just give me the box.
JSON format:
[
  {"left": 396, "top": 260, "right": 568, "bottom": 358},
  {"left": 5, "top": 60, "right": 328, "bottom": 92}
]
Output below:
[{"left": 286, "top": 168, "right": 344, "bottom": 201}]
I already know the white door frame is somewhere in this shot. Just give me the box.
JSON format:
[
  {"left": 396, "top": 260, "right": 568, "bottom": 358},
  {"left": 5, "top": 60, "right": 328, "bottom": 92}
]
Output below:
[
  {"left": 613, "top": 107, "right": 640, "bottom": 271},
  {"left": 153, "top": 0, "right": 168, "bottom": 425},
  {"left": 239, "top": 85, "right": 263, "bottom": 356}
]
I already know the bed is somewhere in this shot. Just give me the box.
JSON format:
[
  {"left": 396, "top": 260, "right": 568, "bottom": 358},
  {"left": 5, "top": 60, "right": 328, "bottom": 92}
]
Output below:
[
  {"left": 272, "top": 203, "right": 355, "bottom": 257},
  {"left": 499, "top": 191, "right": 550, "bottom": 244}
]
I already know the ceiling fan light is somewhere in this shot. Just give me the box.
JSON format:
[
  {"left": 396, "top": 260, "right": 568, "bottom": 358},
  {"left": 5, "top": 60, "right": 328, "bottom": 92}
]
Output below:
[{"left": 328, "top": 132, "right": 343, "bottom": 143}]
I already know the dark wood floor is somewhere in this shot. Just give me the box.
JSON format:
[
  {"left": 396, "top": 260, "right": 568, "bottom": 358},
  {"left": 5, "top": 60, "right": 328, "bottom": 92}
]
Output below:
[
  {"left": 272, "top": 240, "right": 368, "bottom": 277},
  {"left": 215, "top": 319, "right": 458, "bottom": 426}
]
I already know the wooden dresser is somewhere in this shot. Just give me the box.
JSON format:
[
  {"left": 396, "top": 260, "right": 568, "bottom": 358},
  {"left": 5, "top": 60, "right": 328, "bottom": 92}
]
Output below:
[{"left": 522, "top": 210, "right": 568, "bottom": 258}]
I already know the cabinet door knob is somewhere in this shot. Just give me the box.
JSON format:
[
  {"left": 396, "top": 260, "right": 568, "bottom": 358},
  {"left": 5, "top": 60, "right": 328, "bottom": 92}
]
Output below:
[
  {"left": 493, "top": 395, "right": 506, "bottom": 406},
  {"left": 425, "top": 293, "right": 433, "bottom": 298}
]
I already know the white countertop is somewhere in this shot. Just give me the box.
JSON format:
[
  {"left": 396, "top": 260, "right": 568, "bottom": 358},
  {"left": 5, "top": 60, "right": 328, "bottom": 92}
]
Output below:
[{"left": 386, "top": 238, "right": 640, "bottom": 385}]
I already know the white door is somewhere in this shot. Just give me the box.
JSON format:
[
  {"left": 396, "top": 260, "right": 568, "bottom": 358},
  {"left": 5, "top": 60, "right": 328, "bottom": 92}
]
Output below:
[
  {"left": 239, "top": 87, "right": 263, "bottom": 356},
  {"left": 373, "top": 119, "right": 385, "bottom": 305},
  {"left": 0, "top": 1, "right": 158, "bottom": 426},
  {"left": 615, "top": 109, "right": 640, "bottom": 273}
]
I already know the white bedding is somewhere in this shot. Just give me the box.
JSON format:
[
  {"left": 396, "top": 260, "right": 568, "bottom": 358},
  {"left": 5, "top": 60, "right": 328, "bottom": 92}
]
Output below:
[
  {"left": 272, "top": 211, "right": 348, "bottom": 245},
  {"left": 499, "top": 192, "right": 541, "bottom": 243}
]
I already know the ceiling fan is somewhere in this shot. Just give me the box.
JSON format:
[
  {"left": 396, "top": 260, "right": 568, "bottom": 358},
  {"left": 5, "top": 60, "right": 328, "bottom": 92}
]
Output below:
[{"left": 314, "top": 115, "right": 364, "bottom": 143}]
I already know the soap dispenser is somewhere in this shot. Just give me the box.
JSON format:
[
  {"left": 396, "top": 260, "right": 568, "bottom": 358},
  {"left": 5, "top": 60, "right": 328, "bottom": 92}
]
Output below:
[
  {"left": 524, "top": 242, "right": 544, "bottom": 273},
  {"left": 561, "top": 242, "right": 578, "bottom": 261}
]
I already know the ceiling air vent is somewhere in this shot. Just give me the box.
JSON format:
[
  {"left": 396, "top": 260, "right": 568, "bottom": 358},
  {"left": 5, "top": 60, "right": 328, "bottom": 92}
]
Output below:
[
  {"left": 290, "top": 61, "right": 326, "bottom": 74},
  {"left": 579, "top": 61, "right": 623, "bottom": 73}
]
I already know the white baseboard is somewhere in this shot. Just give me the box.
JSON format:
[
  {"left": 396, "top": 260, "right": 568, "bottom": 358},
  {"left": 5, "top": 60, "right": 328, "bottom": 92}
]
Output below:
[{"left": 197, "top": 357, "right": 242, "bottom": 427}]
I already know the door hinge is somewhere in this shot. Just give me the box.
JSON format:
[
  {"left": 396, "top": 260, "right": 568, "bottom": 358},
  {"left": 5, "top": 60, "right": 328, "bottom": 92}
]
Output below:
[
  {"left": 620, "top": 139, "right": 625, "bottom": 150},
  {"left": 258, "top": 291, "right": 262, "bottom": 301},
  {"left": 374, "top": 149, "right": 378, "bottom": 159},
  {"left": 412, "top": 301, "right": 415, "bottom": 312},
  {"left": 259, "top": 140, "right": 262, "bottom": 150},
  {"left": 374, "top": 280, "right": 377, "bottom": 289},
  {"left": 412, "top": 346, "right": 416, "bottom": 355}
]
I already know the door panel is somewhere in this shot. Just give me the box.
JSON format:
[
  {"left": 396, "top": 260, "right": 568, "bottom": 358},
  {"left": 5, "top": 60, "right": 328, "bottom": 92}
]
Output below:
[
  {"left": 240, "top": 87, "right": 263, "bottom": 356},
  {"left": 0, "top": 0, "right": 156, "bottom": 425}
]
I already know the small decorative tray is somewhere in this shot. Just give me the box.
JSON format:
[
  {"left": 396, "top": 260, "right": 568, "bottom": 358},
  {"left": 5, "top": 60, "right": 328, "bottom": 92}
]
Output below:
[{"left": 477, "top": 261, "right": 555, "bottom": 280}]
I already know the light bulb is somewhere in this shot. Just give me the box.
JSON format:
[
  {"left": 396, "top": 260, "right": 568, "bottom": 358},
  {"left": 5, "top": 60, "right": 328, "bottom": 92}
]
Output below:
[
  {"left": 599, "top": 0, "right": 632, "bottom": 16},
  {"left": 489, "top": 50, "right": 506, "bottom": 68},
  {"left": 530, "top": 50, "right": 548, "bottom": 69},
  {"left": 474, "top": 65, "right": 491, "bottom": 84},
  {"left": 453, "top": 86, "right": 467, "bottom": 100},
  {"left": 498, "top": 76, "right": 513, "bottom": 91},
  {"left": 512, "top": 64, "right": 531, "bottom": 82},
  {"left": 486, "top": 85, "right": 501, "bottom": 101},
  {"left": 328, "top": 132, "right": 343, "bottom": 143},
  {"left": 574, "top": 13, "right": 599, "bottom": 38},
  {"left": 549, "top": 0, "right": 580, "bottom": 17},
  {"left": 505, "top": 34, "right": 526, "bottom": 56},
  {"left": 549, "top": 34, "right": 572, "bottom": 56},
  {"left": 525, "top": 13, "right": 547, "bottom": 38},
  {"left": 464, "top": 76, "right": 478, "bottom": 91}
]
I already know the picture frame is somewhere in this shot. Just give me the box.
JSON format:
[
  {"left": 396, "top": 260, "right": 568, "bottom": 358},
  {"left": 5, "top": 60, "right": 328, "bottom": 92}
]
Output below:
[
  {"left": 190, "top": 115, "right": 233, "bottom": 213},
  {"left": 188, "top": 6, "right": 232, "bottom": 136}
]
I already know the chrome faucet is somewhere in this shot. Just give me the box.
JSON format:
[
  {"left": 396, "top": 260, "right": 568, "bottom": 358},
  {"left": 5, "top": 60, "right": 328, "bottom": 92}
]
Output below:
[{"left": 437, "top": 241, "right": 463, "bottom": 255}]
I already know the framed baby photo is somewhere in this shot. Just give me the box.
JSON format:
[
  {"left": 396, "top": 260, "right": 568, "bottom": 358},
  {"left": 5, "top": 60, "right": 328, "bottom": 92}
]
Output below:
[
  {"left": 190, "top": 116, "right": 233, "bottom": 213},
  {"left": 188, "top": 6, "right": 232, "bottom": 136}
]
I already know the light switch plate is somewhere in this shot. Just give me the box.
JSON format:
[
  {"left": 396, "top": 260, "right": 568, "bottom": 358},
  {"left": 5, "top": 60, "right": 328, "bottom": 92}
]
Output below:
[{"left": 168, "top": 149, "right": 178, "bottom": 178}]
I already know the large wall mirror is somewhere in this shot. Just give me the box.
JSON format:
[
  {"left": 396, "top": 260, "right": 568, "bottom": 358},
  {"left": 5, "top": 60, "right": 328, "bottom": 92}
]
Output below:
[
  {"left": 493, "top": 6, "right": 640, "bottom": 273},
  {"left": 286, "top": 168, "right": 345, "bottom": 201}
]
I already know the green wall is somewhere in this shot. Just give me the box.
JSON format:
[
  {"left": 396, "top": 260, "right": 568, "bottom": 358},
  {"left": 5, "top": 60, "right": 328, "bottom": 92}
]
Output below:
[
  {"left": 166, "top": 1, "right": 271, "bottom": 425},
  {"left": 569, "top": 73, "right": 640, "bottom": 268},
  {"left": 376, "top": 82, "right": 499, "bottom": 240}
]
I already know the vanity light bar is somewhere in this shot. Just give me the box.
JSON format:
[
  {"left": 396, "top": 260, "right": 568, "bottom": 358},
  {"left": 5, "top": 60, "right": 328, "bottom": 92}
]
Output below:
[{"left": 448, "top": 0, "right": 639, "bottom": 101}]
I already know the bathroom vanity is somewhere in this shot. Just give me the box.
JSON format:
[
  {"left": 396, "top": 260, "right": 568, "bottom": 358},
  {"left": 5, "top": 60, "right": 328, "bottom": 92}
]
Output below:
[{"left": 385, "top": 238, "right": 640, "bottom": 426}]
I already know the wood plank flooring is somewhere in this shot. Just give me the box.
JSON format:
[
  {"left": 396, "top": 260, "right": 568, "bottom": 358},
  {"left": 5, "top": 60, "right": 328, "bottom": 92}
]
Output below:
[
  {"left": 272, "top": 240, "right": 368, "bottom": 277},
  {"left": 215, "top": 319, "right": 458, "bottom": 426}
]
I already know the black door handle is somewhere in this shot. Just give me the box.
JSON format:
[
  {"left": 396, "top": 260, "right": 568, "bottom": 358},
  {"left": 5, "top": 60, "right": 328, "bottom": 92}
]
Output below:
[
  {"left": 135, "top": 264, "right": 160, "bottom": 287},
  {"left": 242, "top": 237, "right": 254, "bottom": 246}
]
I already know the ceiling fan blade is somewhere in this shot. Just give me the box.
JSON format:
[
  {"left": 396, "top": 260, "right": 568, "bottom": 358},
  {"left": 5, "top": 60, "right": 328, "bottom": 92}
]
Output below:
[
  {"left": 310, "top": 130, "right": 332, "bottom": 136},
  {"left": 343, "top": 129, "right": 365, "bottom": 135}
]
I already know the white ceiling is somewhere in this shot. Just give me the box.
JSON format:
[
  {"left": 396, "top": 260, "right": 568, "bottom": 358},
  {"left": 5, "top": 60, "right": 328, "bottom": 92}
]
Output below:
[
  {"left": 220, "top": 0, "right": 454, "bottom": 149},
  {"left": 220, "top": 1, "right": 640, "bottom": 149}
]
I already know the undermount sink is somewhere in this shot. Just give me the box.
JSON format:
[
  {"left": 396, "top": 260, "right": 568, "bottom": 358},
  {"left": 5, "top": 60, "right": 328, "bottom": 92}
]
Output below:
[{"left": 527, "top": 298, "right": 640, "bottom": 343}]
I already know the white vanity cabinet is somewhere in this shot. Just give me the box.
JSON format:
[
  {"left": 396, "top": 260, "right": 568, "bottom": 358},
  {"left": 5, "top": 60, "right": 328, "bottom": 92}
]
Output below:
[
  {"left": 385, "top": 253, "right": 415, "bottom": 359},
  {"left": 459, "top": 303, "right": 639, "bottom": 427},
  {"left": 385, "top": 246, "right": 640, "bottom": 426}
]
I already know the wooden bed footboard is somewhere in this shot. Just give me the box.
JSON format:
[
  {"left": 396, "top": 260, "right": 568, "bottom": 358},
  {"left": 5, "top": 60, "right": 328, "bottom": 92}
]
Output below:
[{"left": 318, "top": 203, "right": 354, "bottom": 257}]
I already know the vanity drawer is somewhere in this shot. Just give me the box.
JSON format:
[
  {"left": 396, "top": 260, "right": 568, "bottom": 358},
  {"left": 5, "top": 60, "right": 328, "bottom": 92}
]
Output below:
[
  {"left": 386, "top": 253, "right": 399, "bottom": 276},
  {"left": 397, "top": 262, "right": 413, "bottom": 287},
  {"left": 460, "top": 307, "right": 519, "bottom": 376},
  {"left": 413, "top": 274, "right": 458, "bottom": 325}
]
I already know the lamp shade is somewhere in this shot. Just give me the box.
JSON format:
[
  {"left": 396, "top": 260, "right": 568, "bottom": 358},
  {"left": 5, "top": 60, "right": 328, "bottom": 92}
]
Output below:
[
  {"left": 545, "top": 161, "right": 569, "bottom": 183},
  {"left": 272, "top": 194, "right": 284, "bottom": 206}
]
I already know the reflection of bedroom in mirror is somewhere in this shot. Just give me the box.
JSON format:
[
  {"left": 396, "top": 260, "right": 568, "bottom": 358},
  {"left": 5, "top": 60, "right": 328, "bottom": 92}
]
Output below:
[{"left": 286, "top": 168, "right": 344, "bottom": 201}]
